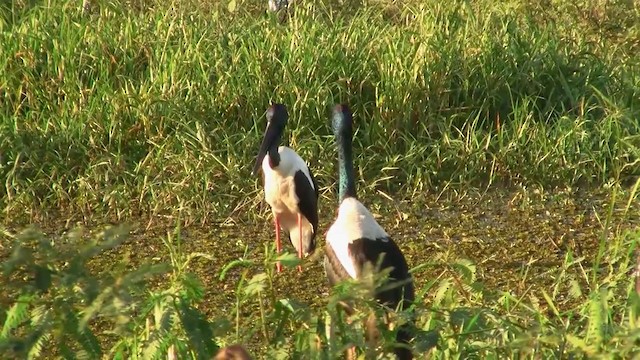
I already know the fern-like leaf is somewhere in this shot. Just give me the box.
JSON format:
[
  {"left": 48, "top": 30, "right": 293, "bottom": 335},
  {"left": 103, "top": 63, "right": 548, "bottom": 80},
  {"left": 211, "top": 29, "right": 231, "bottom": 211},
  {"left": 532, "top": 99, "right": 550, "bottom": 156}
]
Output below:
[
  {"left": 568, "top": 279, "right": 583, "bottom": 300},
  {"left": 452, "top": 258, "right": 476, "bottom": 283},
  {"left": 155, "top": 303, "right": 176, "bottom": 332},
  {"left": 244, "top": 273, "right": 268, "bottom": 297},
  {"left": 433, "top": 278, "right": 452, "bottom": 306},
  {"left": 142, "top": 333, "right": 165, "bottom": 360},
  {"left": 119, "top": 263, "right": 170, "bottom": 287},
  {"left": 586, "top": 291, "right": 604, "bottom": 347},
  {"left": 59, "top": 340, "right": 76, "bottom": 360},
  {"left": 143, "top": 329, "right": 174, "bottom": 360},
  {"left": 80, "top": 285, "right": 113, "bottom": 330},
  {"left": 25, "top": 327, "right": 49, "bottom": 360},
  {"left": 2, "top": 244, "right": 33, "bottom": 277},
  {"left": 177, "top": 299, "right": 218, "bottom": 359},
  {"left": 80, "top": 225, "right": 130, "bottom": 259},
  {"left": 29, "top": 305, "right": 50, "bottom": 328},
  {"left": 75, "top": 327, "right": 102, "bottom": 359},
  {"left": 180, "top": 273, "right": 205, "bottom": 302},
  {"left": 1, "top": 294, "right": 33, "bottom": 339}
]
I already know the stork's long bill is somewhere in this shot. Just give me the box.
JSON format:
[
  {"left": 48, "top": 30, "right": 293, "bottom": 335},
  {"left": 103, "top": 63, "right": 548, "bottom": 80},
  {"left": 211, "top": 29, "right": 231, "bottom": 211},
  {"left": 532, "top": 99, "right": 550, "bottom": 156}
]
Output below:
[{"left": 252, "top": 120, "right": 281, "bottom": 176}]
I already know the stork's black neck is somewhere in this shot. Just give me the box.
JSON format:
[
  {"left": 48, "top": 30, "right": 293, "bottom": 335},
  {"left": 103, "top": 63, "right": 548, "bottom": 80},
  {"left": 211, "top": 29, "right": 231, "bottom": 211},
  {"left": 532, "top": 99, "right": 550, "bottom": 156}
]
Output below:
[
  {"left": 336, "top": 132, "right": 357, "bottom": 201},
  {"left": 268, "top": 145, "right": 280, "bottom": 168},
  {"left": 264, "top": 124, "right": 283, "bottom": 169}
]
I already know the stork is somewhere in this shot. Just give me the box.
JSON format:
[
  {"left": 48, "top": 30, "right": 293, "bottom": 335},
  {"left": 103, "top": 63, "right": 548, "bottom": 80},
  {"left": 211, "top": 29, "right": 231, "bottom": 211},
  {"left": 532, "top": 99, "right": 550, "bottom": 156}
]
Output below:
[
  {"left": 252, "top": 103, "right": 319, "bottom": 273},
  {"left": 268, "top": 0, "right": 288, "bottom": 12},
  {"left": 323, "top": 104, "right": 415, "bottom": 359}
]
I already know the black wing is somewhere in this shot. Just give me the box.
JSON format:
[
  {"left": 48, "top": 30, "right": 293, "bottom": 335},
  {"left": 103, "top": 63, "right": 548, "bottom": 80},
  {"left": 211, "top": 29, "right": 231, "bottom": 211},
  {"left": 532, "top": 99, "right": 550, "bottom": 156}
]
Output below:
[
  {"left": 324, "top": 243, "right": 352, "bottom": 287},
  {"left": 308, "top": 166, "right": 319, "bottom": 203},
  {"left": 348, "top": 237, "right": 415, "bottom": 311},
  {"left": 293, "top": 169, "right": 319, "bottom": 236},
  {"left": 323, "top": 243, "right": 357, "bottom": 316},
  {"left": 329, "top": 236, "right": 415, "bottom": 359}
]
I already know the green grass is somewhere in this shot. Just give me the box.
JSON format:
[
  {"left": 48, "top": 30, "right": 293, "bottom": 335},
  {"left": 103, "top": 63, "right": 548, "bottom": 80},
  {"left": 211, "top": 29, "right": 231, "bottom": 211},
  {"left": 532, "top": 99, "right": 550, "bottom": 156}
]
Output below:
[
  {"left": 1, "top": 188, "right": 640, "bottom": 359},
  {"left": 1, "top": 0, "right": 640, "bottom": 358},
  {"left": 0, "top": 0, "right": 639, "bottom": 224}
]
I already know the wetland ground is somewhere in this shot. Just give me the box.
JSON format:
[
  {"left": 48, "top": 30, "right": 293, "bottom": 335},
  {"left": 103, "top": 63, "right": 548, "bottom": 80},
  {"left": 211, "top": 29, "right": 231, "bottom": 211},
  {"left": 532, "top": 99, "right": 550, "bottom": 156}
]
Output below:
[
  {"left": 1, "top": 0, "right": 640, "bottom": 358},
  {"left": 3, "top": 186, "right": 638, "bottom": 358},
  {"left": 73, "top": 187, "right": 639, "bottom": 314}
]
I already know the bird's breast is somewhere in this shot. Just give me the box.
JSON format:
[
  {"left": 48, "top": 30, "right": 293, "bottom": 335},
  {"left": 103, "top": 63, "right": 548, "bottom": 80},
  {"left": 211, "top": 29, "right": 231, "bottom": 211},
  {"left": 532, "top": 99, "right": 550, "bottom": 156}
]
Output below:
[{"left": 263, "top": 170, "right": 298, "bottom": 214}]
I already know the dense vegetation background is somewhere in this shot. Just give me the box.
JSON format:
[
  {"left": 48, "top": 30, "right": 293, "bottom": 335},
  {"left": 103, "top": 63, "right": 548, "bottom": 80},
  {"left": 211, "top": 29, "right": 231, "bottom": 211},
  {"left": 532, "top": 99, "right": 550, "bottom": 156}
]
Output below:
[{"left": 0, "top": 0, "right": 639, "bottom": 358}]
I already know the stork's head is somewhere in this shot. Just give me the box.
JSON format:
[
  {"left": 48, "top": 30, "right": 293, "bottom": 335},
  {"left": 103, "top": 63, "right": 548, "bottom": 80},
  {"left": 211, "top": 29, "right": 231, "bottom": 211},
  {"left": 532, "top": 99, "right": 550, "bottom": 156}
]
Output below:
[
  {"left": 332, "top": 104, "right": 353, "bottom": 140},
  {"left": 266, "top": 103, "right": 288, "bottom": 130},
  {"left": 252, "top": 103, "right": 288, "bottom": 175}
]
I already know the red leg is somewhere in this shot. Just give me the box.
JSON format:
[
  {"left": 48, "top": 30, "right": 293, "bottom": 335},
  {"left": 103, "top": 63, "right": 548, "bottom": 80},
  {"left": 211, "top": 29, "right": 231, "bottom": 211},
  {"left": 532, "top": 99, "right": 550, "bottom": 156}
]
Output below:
[
  {"left": 297, "top": 214, "right": 303, "bottom": 273},
  {"left": 275, "top": 215, "right": 282, "bottom": 273}
]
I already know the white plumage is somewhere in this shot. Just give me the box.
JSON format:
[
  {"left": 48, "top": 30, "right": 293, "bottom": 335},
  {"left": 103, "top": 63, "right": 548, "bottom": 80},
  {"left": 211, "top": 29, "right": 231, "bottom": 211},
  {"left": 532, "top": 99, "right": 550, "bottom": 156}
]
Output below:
[
  {"left": 326, "top": 197, "right": 390, "bottom": 278},
  {"left": 262, "top": 146, "right": 316, "bottom": 256},
  {"left": 268, "top": 0, "right": 288, "bottom": 12}
]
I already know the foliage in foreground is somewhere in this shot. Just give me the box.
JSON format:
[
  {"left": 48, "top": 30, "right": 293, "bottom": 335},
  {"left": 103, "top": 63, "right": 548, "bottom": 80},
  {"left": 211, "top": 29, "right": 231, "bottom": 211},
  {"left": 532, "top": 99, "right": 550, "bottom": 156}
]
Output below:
[
  {"left": 0, "top": 0, "right": 639, "bottom": 223},
  {"left": 1, "top": 193, "right": 640, "bottom": 359}
]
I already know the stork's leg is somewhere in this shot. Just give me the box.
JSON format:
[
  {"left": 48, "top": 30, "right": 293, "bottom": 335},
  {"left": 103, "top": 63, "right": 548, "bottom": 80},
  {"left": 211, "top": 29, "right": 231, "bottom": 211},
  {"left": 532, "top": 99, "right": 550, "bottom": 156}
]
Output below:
[
  {"left": 344, "top": 310, "right": 357, "bottom": 360},
  {"left": 274, "top": 215, "right": 282, "bottom": 273},
  {"left": 297, "top": 213, "right": 303, "bottom": 272},
  {"left": 365, "top": 312, "right": 379, "bottom": 359}
]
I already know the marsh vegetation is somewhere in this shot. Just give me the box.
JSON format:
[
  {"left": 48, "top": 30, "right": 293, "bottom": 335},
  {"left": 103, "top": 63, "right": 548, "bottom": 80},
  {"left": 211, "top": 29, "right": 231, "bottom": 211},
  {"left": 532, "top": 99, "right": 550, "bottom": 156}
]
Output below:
[{"left": 1, "top": 0, "right": 639, "bottom": 358}]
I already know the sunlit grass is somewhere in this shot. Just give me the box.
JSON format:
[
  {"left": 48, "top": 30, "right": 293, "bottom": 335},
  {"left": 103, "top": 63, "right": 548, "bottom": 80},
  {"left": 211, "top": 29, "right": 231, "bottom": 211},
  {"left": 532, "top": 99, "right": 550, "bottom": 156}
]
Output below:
[
  {"left": 1, "top": 0, "right": 640, "bottom": 358},
  {"left": 1, "top": 184, "right": 639, "bottom": 358},
  {"left": 0, "top": 0, "right": 638, "bottom": 224}
]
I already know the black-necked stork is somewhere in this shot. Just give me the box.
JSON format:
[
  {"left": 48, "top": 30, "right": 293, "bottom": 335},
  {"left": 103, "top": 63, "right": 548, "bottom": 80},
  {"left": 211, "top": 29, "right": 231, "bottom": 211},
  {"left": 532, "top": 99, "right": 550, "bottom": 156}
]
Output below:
[
  {"left": 268, "top": 0, "right": 288, "bottom": 12},
  {"left": 323, "top": 104, "right": 415, "bottom": 360},
  {"left": 252, "top": 103, "right": 319, "bottom": 273}
]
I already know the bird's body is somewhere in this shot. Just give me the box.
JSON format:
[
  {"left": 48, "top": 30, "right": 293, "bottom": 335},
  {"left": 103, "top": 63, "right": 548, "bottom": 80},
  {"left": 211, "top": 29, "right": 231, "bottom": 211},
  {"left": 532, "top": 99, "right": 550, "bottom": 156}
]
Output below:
[
  {"left": 324, "top": 104, "right": 414, "bottom": 360},
  {"left": 253, "top": 104, "right": 318, "bottom": 272},
  {"left": 213, "top": 345, "right": 252, "bottom": 360},
  {"left": 324, "top": 198, "right": 413, "bottom": 306},
  {"left": 261, "top": 146, "right": 318, "bottom": 258},
  {"left": 268, "top": 0, "right": 288, "bottom": 12}
]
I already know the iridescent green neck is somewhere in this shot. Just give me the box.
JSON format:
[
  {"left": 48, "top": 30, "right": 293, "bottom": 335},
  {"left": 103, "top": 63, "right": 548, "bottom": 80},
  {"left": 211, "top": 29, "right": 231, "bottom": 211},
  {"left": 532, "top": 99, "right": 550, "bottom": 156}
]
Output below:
[{"left": 336, "top": 132, "right": 357, "bottom": 202}]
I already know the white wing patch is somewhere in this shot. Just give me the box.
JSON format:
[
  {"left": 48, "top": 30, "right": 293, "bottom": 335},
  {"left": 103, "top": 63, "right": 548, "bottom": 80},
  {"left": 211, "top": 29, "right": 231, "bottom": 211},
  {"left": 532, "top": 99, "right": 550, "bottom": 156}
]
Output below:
[{"left": 326, "top": 198, "right": 389, "bottom": 279}]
